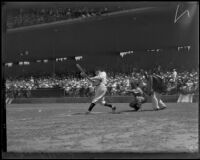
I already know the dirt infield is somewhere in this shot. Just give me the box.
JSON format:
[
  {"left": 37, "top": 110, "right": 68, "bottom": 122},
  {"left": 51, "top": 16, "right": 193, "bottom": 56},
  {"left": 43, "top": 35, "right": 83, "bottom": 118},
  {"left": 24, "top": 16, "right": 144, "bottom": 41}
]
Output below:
[{"left": 6, "top": 103, "right": 198, "bottom": 152}]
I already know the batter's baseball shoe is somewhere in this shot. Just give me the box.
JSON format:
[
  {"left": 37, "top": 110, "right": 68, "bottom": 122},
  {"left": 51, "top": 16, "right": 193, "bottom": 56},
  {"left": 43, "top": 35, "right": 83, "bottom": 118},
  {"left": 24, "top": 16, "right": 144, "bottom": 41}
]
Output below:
[
  {"left": 154, "top": 106, "right": 166, "bottom": 111},
  {"left": 112, "top": 106, "right": 116, "bottom": 113},
  {"left": 159, "top": 106, "right": 167, "bottom": 110},
  {"left": 85, "top": 111, "right": 91, "bottom": 115}
]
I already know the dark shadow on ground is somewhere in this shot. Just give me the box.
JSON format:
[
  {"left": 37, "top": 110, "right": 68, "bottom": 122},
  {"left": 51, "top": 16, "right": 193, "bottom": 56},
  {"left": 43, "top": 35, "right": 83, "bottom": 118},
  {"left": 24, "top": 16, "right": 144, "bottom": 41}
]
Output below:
[
  {"left": 69, "top": 112, "right": 105, "bottom": 115},
  {"left": 110, "top": 107, "right": 167, "bottom": 114},
  {"left": 68, "top": 107, "right": 166, "bottom": 115}
]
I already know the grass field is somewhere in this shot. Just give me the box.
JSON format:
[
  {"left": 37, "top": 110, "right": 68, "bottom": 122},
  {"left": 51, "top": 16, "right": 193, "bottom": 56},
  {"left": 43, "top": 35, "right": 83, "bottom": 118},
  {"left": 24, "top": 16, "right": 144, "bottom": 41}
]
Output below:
[{"left": 6, "top": 103, "right": 198, "bottom": 152}]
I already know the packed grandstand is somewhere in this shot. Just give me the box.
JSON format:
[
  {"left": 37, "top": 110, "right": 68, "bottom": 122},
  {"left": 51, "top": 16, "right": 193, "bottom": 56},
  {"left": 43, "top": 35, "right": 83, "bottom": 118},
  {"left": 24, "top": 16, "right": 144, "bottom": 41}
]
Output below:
[
  {"left": 6, "top": 68, "right": 199, "bottom": 98},
  {"left": 6, "top": 6, "right": 126, "bottom": 29}
]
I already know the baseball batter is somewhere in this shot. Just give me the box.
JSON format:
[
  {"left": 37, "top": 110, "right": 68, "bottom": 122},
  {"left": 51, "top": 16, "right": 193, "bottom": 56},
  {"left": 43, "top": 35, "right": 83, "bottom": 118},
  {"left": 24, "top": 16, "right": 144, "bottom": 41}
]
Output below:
[{"left": 81, "top": 70, "right": 116, "bottom": 114}]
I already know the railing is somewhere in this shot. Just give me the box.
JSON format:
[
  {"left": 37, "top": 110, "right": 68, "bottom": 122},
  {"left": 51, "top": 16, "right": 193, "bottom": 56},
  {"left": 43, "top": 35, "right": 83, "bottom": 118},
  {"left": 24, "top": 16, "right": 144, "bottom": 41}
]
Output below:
[{"left": 11, "top": 94, "right": 199, "bottom": 104}]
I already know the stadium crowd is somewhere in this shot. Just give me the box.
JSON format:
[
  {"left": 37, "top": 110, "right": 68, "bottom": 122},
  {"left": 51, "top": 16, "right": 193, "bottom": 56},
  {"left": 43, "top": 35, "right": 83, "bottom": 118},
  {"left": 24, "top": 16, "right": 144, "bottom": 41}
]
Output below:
[
  {"left": 5, "top": 68, "right": 199, "bottom": 98},
  {"left": 7, "top": 6, "right": 124, "bottom": 29}
]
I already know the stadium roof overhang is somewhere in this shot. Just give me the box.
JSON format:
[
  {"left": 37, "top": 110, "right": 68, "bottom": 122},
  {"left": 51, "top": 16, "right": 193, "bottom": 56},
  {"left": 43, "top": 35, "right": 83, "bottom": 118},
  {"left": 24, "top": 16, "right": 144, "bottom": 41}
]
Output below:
[
  {"left": 3, "top": 2, "right": 198, "bottom": 62},
  {"left": 4, "top": 2, "right": 181, "bottom": 9}
]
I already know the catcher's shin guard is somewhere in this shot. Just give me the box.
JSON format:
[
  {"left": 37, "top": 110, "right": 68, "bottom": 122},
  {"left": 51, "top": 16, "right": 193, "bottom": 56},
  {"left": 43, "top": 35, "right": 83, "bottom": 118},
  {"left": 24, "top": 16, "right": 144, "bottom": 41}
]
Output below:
[
  {"left": 129, "top": 102, "right": 141, "bottom": 111},
  {"left": 129, "top": 96, "right": 137, "bottom": 108},
  {"left": 129, "top": 102, "right": 140, "bottom": 111},
  {"left": 135, "top": 103, "right": 142, "bottom": 111}
]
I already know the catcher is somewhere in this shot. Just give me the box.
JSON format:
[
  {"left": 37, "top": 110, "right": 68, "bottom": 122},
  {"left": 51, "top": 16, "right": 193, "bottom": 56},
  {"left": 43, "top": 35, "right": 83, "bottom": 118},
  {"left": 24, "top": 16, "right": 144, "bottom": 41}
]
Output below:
[
  {"left": 125, "top": 80, "right": 148, "bottom": 111},
  {"left": 80, "top": 70, "right": 116, "bottom": 114}
]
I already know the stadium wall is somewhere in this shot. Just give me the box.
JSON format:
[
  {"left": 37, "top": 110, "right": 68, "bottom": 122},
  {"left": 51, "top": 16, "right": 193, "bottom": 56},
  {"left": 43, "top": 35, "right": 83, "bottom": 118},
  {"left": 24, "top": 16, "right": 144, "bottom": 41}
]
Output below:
[{"left": 11, "top": 95, "right": 199, "bottom": 104}]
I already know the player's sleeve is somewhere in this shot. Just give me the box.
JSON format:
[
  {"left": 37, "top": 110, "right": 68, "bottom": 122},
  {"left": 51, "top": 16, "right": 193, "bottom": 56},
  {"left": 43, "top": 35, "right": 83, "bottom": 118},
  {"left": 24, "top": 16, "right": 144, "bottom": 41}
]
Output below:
[
  {"left": 137, "top": 87, "right": 144, "bottom": 94},
  {"left": 90, "top": 75, "right": 102, "bottom": 81}
]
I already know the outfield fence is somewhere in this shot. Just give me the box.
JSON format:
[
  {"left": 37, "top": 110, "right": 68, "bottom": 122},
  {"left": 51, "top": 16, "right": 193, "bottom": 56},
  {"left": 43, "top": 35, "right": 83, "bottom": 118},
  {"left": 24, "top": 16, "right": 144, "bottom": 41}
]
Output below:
[{"left": 11, "top": 94, "right": 199, "bottom": 104}]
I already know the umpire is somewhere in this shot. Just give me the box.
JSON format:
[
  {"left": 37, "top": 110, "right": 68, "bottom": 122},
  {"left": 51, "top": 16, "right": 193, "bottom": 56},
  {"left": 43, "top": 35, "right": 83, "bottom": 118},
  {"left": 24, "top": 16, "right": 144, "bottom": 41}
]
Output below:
[{"left": 147, "top": 66, "right": 167, "bottom": 110}]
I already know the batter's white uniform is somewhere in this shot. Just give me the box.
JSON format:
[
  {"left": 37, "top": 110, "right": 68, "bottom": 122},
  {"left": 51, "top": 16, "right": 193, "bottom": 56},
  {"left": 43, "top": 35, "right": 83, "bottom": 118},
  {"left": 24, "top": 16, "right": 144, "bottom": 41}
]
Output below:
[{"left": 90, "top": 71, "right": 107, "bottom": 104}]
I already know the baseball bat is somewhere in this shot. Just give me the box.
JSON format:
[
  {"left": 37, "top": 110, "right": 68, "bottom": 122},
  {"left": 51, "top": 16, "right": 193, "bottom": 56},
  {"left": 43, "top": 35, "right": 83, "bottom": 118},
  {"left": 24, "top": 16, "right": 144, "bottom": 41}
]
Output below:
[
  {"left": 76, "top": 64, "right": 94, "bottom": 83},
  {"left": 76, "top": 64, "right": 85, "bottom": 73}
]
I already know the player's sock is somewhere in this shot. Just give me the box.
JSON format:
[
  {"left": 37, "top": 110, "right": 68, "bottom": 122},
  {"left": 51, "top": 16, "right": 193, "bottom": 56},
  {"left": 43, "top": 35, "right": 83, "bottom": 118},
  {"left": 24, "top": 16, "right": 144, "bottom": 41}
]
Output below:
[{"left": 88, "top": 103, "right": 96, "bottom": 112}]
